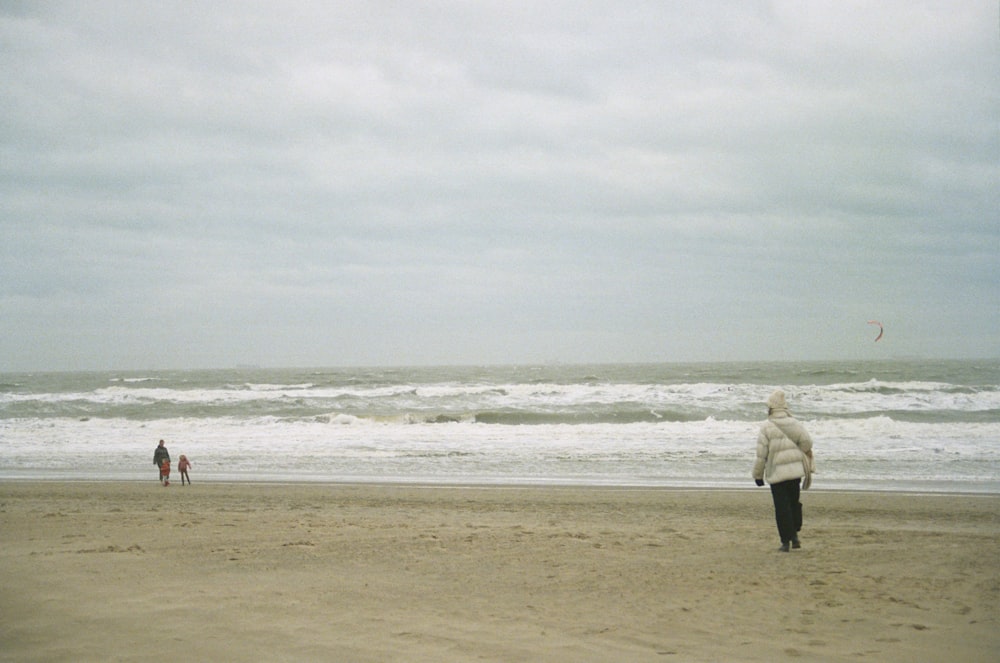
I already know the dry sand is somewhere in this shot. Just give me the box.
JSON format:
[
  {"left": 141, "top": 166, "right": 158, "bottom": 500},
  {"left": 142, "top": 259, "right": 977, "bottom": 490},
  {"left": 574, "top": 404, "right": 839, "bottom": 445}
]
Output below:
[{"left": 1, "top": 481, "right": 997, "bottom": 662}]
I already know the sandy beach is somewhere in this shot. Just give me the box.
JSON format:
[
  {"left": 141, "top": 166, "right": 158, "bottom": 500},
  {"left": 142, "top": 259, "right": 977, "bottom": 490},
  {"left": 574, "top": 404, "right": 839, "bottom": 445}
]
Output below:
[{"left": 1, "top": 482, "right": 997, "bottom": 662}]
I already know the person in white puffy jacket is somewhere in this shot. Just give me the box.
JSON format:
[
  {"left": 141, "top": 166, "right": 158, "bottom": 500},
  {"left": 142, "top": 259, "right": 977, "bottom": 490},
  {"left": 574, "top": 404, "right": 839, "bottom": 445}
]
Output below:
[{"left": 752, "top": 390, "right": 814, "bottom": 552}]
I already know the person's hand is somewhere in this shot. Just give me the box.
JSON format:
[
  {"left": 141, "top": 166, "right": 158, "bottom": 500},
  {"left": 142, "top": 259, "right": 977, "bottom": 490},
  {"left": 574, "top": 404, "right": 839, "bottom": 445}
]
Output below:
[{"left": 755, "top": 479, "right": 765, "bottom": 487}]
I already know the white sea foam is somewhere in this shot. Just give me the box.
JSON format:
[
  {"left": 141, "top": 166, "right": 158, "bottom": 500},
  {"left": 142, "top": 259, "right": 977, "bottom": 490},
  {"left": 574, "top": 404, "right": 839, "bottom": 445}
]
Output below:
[
  {"left": 2, "top": 414, "right": 998, "bottom": 491},
  {"left": 2, "top": 361, "right": 997, "bottom": 491},
  {"left": 3, "top": 377, "right": 997, "bottom": 418}
]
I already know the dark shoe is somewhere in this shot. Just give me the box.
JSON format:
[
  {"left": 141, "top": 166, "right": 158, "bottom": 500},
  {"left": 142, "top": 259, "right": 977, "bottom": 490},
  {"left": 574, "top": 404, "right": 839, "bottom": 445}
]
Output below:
[
  {"left": 778, "top": 543, "right": 790, "bottom": 552},
  {"left": 791, "top": 538, "right": 801, "bottom": 549}
]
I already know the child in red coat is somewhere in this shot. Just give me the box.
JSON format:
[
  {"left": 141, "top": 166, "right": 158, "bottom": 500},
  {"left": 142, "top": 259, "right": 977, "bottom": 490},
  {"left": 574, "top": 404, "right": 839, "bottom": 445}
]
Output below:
[
  {"left": 178, "top": 455, "right": 192, "bottom": 485},
  {"left": 160, "top": 458, "right": 171, "bottom": 486}
]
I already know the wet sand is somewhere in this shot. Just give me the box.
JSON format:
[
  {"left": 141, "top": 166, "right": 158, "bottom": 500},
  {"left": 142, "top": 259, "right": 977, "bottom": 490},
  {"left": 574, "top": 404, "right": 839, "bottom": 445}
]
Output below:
[{"left": 1, "top": 481, "right": 997, "bottom": 662}]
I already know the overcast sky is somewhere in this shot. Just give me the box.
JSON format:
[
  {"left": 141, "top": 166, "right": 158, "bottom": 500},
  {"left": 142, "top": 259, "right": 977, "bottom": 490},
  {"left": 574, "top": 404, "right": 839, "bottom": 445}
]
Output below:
[{"left": 2, "top": 1, "right": 997, "bottom": 371}]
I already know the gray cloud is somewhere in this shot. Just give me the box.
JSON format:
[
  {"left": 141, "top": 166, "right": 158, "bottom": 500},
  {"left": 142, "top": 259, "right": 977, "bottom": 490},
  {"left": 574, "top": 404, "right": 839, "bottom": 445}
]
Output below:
[{"left": 1, "top": 1, "right": 997, "bottom": 370}]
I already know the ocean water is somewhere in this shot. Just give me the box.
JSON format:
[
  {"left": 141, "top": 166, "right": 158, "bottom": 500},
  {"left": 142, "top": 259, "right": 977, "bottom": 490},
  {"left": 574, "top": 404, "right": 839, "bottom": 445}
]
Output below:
[{"left": 1, "top": 360, "right": 998, "bottom": 492}]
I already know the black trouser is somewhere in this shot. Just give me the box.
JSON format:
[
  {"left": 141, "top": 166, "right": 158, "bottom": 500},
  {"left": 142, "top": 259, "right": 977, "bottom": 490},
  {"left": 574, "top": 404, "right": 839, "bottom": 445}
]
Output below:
[{"left": 769, "top": 478, "right": 802, "bottom": 544}]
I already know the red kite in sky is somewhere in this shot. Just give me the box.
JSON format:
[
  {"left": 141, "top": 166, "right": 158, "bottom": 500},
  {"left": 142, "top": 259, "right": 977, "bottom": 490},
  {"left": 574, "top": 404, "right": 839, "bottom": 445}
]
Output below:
[{"left": 868, "top": 320, "right": 884, "bottom": 342}]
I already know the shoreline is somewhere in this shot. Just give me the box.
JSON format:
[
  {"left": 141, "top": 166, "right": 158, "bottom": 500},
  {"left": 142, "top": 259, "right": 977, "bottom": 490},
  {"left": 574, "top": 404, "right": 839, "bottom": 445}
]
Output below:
[
  {"left": 2, "top": 481, "right": 998, "bottom": 662},
  {"left": 2, "top": 475, "right": 999, "bottom": 496}
]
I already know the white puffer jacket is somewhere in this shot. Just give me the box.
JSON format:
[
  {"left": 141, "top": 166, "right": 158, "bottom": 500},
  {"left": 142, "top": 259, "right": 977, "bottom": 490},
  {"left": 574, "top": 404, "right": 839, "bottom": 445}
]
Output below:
[{"left": 753, "top": 407, "right": 813, "bottom": 485}]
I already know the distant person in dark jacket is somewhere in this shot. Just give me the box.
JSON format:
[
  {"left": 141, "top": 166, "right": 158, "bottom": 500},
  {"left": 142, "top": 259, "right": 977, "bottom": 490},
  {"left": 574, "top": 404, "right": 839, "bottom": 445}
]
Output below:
[
  {"left": 153, "top": 440, "right": 170, "bottom": 482},
  {"left": 752, "top": 390, "right": 815, "bottom": 552}
]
